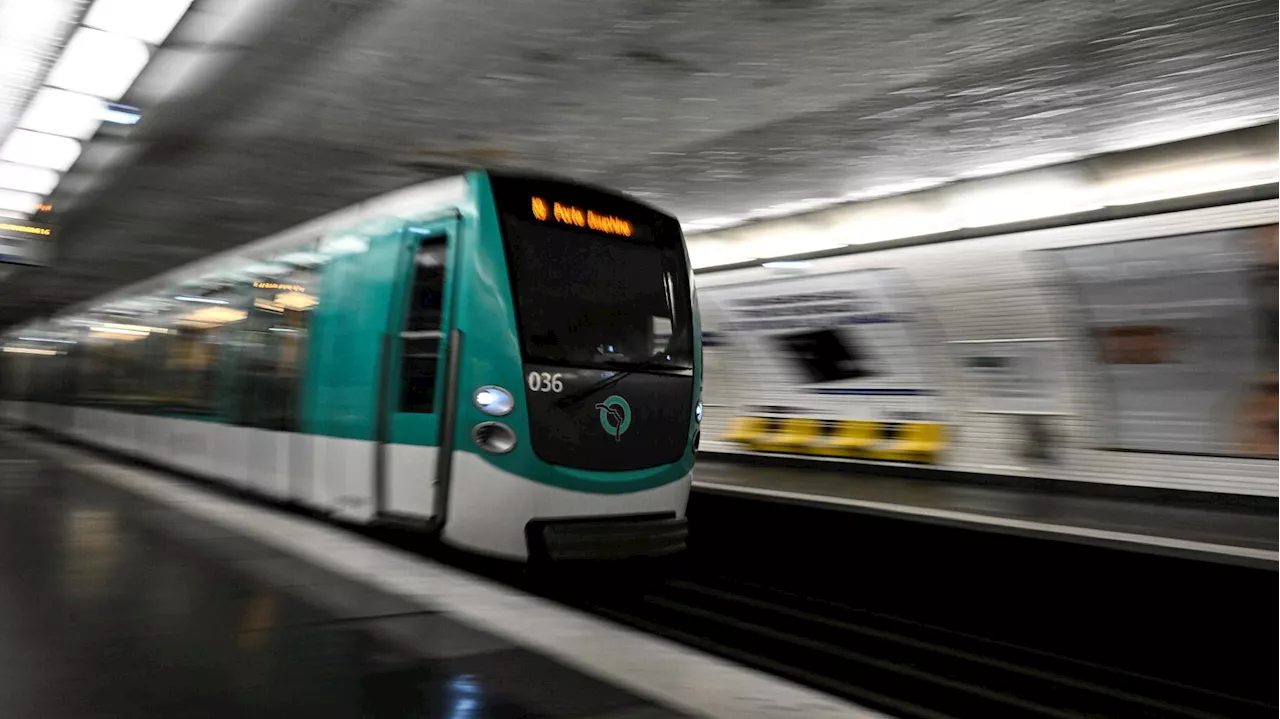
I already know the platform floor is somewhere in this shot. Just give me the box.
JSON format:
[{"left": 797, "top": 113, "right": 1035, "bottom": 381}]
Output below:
[
  {"left": 0, "top": 433, "right": 874, "bottom": 719},
  {"left": 694, "top": 457, "right": 1278, "bottom": 567}
]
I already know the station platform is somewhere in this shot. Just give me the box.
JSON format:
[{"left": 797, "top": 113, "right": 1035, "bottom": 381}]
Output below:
[
  {"left": 0, "top": 431, "right": 876, "bottom": 719},
  {"left": 693, "top": 454, "right": 1278, "bottom": 568}
]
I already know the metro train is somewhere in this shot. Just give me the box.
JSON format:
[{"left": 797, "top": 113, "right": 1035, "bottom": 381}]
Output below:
[
  {"left": 696, "top": 198, "right": 1278, "bottom": 498},
  {"left": 1, "top": 171, "right": 702, "bottom": 561}
]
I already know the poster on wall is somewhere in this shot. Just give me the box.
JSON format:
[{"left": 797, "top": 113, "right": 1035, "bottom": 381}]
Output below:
[
  {"left": 1050, "top": 224, "right": 1277, "bottom": 458},
  {"left": 702, "top": 267, "right": 937, "bottom": 422},
  {"left": 954, "top": 339, "right": 1062, "bottom": 415}
]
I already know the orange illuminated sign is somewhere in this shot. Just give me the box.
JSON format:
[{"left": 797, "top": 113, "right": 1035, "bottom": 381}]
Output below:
[
  {"left": 530, "top": 196, "right": 633, "bottom": 237},
  {"left": 253, "top": 281, "right": 305, "bottom": 292},
  {"left": 36, "top": 204, "right": 53, "bottom": 213},
  {"left": 0, "top": 222, "right": 51, "bottom": 236}
]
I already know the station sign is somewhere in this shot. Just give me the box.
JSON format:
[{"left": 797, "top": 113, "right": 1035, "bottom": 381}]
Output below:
[{"left": 0, "top": 219, "right": 54, "bottom": 267}]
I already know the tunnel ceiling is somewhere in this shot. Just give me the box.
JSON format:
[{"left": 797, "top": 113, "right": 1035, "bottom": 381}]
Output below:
[{"left": 1, "top": 0, "right": 1276, "bottom": 326}]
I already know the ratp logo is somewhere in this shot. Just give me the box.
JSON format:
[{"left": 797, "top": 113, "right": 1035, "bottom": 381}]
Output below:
[{"left": 594, "top": 395, "right": 632, "bottom": 442}]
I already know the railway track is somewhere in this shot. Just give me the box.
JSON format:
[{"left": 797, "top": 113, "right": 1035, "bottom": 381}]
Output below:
[
  {"left": 529, "top": 570, "right": 1273, "bottom": 719},
  {"left": 29, "top": 431, "right": 1272, "bottom": 719}
]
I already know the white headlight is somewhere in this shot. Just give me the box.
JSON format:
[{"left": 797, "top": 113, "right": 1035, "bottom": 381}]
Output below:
[
  {"left": 695, "top": 398, "right": 704, "bottom": 423},
  {"left": 474, "top": 386, "right": 514, "bottom": 416}
]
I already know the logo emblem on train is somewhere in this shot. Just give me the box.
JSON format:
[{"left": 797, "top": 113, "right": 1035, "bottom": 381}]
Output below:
[{"left": 595, "top": 395, "right": 632, "bottom": 441}]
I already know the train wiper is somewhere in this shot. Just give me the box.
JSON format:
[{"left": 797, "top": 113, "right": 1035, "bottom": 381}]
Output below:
[{"left": 553, "top": 358, "right": 673, "bottom": 409}]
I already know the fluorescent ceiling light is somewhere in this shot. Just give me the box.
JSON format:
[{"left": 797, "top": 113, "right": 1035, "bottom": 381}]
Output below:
[
  {"left": 103, "top": 104, "right": 142, "bottom": 125},
  {"left": 3, "top": 346, "right": 60, "bottom": 355},
  {"left": 18, "top": 87, "right": 107, "bottom": 140},
  {"left": 946, "top": 173, "right": 1100, "bottom": 228},
  {"left": 687, "top": 238, "right": 760, "bottom": 270},
  {"left": 18, "top": 335, "right": 77, "bottom": 345},
  {"left": 1, "top": 130, "right": 83, "bottom": 171},
  {"left": 274, "top": 292, "right": 317, "bottom": 311},
  {"left": 174, "top": 295, "right": 228, "bottom": 304},
  {"left": 0, "top": 163, "right": 60, "bottom": 195},
  {"left": 1102, "top": 161, "right": 1279, "bottom": 206},
  {"left": 46, "top": 27, "right": 150, "bottom": 101},
  {"left": 84, "top": 0, "right": 196, "bottom": 46},
  {"left": 0, "top": 188, "right": 44, "bottom": 214},
  {"left": 841, "top": 178, "right": 945, "bottom": 203},
  {"left": 683, "top": 216, "right": 739, "bottom": 233},
  {"left": 90, "top": 325, "right": 148, "bottom": 336},
  {"left": 0, "top": 0, "right": 78, "bottom": 134},
  {"left": 0, "top": 210, "right": 31, "bottom": 220},
  {"left": 93, "top": 322, "right": 164, "bottom": 334}
]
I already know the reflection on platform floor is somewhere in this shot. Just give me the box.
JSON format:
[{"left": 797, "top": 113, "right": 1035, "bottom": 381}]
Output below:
[
  {"left": 0, "top": 440, "right": 688, "bottom": 719},
  {"left": 694, "top": 457, "right": 1278, "bottom": 558}
]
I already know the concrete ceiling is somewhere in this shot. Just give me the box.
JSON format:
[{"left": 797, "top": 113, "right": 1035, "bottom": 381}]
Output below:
[{"left": 1, "top": 0, "right": 1276, "bottom": 327}]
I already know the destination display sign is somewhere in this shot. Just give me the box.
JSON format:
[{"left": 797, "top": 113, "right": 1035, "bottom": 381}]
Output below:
[
  {"left": 0, "top": 219, "right": 54, "bottom": 266},
  {"left": 488, "top": 173, "right": 673, "bottom": 244},
  {"left": 530, "top": 196, "right": 634, "bottom": 237}
]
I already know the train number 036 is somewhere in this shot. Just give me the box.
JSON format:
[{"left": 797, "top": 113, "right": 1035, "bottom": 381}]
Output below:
[{"left": 527, "top": 371, "right": 563, "bottom": 393}]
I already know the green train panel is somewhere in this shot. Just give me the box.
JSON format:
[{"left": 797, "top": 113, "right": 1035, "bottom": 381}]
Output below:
[{"left": 0, "top": 171, "right": 702, "bottom": 561}]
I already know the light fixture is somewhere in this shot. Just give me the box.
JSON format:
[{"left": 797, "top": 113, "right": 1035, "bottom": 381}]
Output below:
[
  {"left": 472, "top": 422, "right": 517, "bottom": 454},
  {"left": 1101, "top": 160, "right": 1279, "bottom": 206},
  {"left": 0, "top": 188, "right": 44, "bottom": 214},
  {"left": 3, "top": 346, "right": 59, "bottom": 356},
  {"left": 322, "top": 236, "right": 368, "bottom": 255},
  {"left": 0, "top": 162, "right": 60, "bottom": 196},
  {"left": 683, "top": 216, "right": 739, "bottom": 233},
  {"left": 103, "top": 103, "right": 142, "bottom": 125},
  {"left": 0, "top": 130, "right": 82, "bottom": 172},
  {"left": 91, "top": 322, "right": 163, "bottom": 334},
  {"left": 174, "top": 295, "right": 228, "bottom": 304},
  {"left": 18, "top": 336, "right": 77, "bottom": 344},
  {"left": 945, "top": 169, "right": 1100, "bottom": 228},
  {"left": 182, "top": 306, "right": 247, "bottom": 326},
  {"left": 83, "top": 0, "right": 196, "bottom": 46},
  {"left": 274, "top": 291, "right": 317, "bottom": 311},
  {"left": 89, "top": 326, "right": 149, "bottom": 340},
  {"left": 17, "top": 87, "right": 107, "bottom": 140},
  {"left": 686, "top": 237, "right": 761, "bottom": 270},
  {"left": 45, "top": 27, "right": 150, "bottom": 101},
  {"left": 474, "top": 386, "right": 515, "bottom": 416},
  {"left": 695, "top": 398, "right": 704, "bottom": 423}
]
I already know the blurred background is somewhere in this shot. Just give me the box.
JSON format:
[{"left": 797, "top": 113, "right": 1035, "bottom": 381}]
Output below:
[
  {"left": 4, "top": 0, "right": 1274, "bottom": 478},
  {"left": 0, "top": 1, "right": 1276, "bottom": 718}
]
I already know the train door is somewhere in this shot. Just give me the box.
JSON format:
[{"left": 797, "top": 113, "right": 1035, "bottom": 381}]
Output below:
[{"left": 378, "top": 218, "right": 458, "bottom": 523}]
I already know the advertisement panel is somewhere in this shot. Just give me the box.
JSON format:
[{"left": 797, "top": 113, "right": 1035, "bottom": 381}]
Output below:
[
  {"left": 1051, "top": 225, "right": 1277, "bottom": 458},
  {"left": 703, "top": 267, "right": 937, "bottom": 422},
  {"left": 955, "top": 339, "right": 1063, "bottom": 415}
]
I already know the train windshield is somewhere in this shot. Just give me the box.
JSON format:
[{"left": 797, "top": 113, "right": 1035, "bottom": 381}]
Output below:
[{"left": 492, "top": 177, "right": 694, "bottom": 371}]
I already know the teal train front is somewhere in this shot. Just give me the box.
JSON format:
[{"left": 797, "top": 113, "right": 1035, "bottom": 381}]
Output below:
[{"left": 0, "top": 170, "right": 702, "bottom": 562}]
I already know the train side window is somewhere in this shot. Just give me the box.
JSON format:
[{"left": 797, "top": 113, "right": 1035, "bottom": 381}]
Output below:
[
  {"left": 399, "top": 241, "right": 447, "bottom": 413},
  {"left": 236, "top": 264, "right": 324, "bottom": 432}
]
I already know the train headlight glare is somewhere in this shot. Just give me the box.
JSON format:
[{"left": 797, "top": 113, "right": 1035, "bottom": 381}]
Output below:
[
  {"left": 474, "top": 386, "right": 514, "bottom": 416},
  {"left": 695, "top": 398, "right": 704, "bottom": 423},
  {"left": 473, "top": 422, "right": 517, "bottom": 454}
]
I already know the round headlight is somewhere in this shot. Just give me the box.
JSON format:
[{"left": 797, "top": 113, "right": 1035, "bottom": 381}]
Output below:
[
  {"left": 473, "top": 421, "right": 517, "bottom": 453},
  {"left": 695, "top": 398, "right": 704, "bottom": 423},
  {"left": 474, "top": 386, "right": 514, "bottom": 416}
]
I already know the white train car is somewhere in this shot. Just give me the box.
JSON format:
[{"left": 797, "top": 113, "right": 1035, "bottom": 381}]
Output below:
[{"left": 697, "top": 199, "right": 1278, "bottom": 497}]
